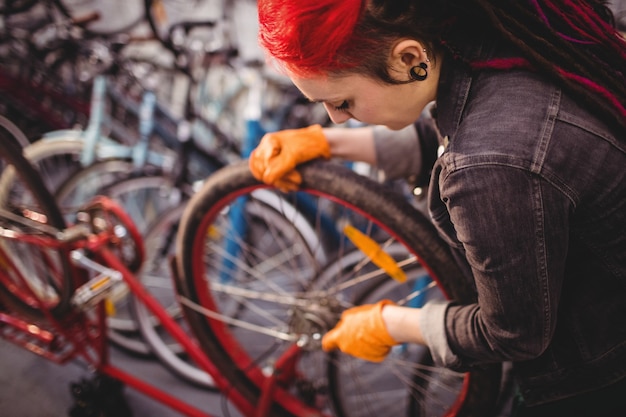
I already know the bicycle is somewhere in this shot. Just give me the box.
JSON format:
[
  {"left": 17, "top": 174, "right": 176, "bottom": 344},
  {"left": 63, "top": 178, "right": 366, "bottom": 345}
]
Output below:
[
  {"left": 18, "top": 70, "right": 226, "bottom": 359},
  {"left": 172, "top": 159, "right": 505, "bottom": 416},
  {"left": 0, "top": 118, "right": 231, "bottom": 417},
  {"left": 1, "top": 111, "right": 322, "bottom": 417},
  {"left": 2, "top": 105, "right": 507, "bottom": 415}
]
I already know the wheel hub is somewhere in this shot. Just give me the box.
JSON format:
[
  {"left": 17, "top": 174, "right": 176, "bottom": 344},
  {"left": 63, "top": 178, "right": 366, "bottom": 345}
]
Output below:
[{"left": 288, "top": 297, "right": 342, "bottom": 350}]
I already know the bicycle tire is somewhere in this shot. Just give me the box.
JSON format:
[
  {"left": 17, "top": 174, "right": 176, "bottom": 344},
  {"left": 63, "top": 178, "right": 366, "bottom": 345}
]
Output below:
[
  {"left": 55, "top": 158, "right": 137, "bottom": 214},
  {"left": 21, "top": 136, "right": 88, "bottom": 192},
  {"left": 0, "top": 122, "right": 73, "bottom": 317},
  {"left": 0, "top": 115, "right": 31, "bottom": 147},
  {"left": 175, "top": 160, "right": 502, "bottom": 417}
]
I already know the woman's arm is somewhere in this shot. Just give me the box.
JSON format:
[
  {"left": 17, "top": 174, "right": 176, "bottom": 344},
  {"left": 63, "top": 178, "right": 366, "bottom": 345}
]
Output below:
[
  {"left": 323, "top": 126, "right": 377, "bottom": 165},
  {"left": 325, "top": 123, "right": 430, "bottom": 182},
  {"left": 381, "top": 304, "right": 426, "bottom": 345}
]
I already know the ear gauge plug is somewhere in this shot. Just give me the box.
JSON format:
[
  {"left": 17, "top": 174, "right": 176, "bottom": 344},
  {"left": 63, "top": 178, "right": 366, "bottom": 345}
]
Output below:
[{"left": 409, "top": 62, "right": 428, "bottom": 81}]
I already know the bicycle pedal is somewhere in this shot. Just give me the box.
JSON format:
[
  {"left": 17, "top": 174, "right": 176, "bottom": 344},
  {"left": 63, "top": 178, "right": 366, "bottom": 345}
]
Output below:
[
  {"left": 70, "top": 251, "right": 123, "bottom": 311},
  {"left": 71, "top": 273, "right": 121, "bottom": 311}
]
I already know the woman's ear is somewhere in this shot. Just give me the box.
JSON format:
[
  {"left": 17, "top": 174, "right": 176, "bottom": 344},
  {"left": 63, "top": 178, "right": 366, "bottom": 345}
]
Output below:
[{"left": 388, "top": 39, "right": 428, "bottom": 81}]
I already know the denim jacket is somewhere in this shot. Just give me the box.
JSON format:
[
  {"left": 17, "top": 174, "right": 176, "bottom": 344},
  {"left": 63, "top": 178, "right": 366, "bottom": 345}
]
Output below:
[{"left": 374, "top": 37, "right": 626, "bottom": 406}]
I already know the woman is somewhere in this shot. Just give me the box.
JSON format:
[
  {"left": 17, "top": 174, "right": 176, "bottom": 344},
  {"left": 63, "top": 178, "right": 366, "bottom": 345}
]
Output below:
[{"left": 249, "top": 1, "right": 626, "bottom": 415}]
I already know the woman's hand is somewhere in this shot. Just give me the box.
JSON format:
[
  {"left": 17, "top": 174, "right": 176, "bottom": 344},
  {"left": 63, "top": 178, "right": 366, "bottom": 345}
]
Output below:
[
  {"left": 321, "top": 300, "right": 398, "bottom": 362},
  {"left": 248, "top": 124, "right": 331, "bottom": 192}
]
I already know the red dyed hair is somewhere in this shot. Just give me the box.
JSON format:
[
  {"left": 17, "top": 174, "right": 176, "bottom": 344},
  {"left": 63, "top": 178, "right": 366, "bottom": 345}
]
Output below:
[
  {"left": 258, "top": 0, "right": 365, "bottom": 77},
  {"left": 257, "top": 0, "right": 626, "bottom": 132}
]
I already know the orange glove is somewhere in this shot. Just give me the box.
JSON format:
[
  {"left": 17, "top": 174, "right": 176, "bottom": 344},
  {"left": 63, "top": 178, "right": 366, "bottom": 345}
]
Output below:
[
  {"left": 249, "top": 124, "right": 331, "bottom": 192},
  {"left": 322, "top": 300, "right": 398, "bottom": 362}
]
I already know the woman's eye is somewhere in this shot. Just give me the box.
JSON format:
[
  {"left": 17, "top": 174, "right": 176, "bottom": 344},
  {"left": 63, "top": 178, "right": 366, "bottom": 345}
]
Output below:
[{"left": 334, "top": 100, "right": 350, "bottom": 112}]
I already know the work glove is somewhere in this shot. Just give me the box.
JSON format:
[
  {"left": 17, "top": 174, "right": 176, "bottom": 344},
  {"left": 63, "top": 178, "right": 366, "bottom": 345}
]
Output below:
[
  {"left": 322, "top": 299, "right": 398, "bottom": 362},
  {"left": 248, "top": 124, "right": 331, "bottom": 192}
]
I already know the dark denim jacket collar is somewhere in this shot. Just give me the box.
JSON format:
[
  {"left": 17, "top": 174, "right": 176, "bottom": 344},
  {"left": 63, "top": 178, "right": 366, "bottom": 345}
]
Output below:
[{"left": 434, "top": 37, "right": 494, "bottom": 141}]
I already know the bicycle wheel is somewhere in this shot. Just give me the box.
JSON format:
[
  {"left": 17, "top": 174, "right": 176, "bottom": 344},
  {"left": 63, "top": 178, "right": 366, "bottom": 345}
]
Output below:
[
  {"left": 175, "top": 160, "right": 502, "bottom": 417},
  {"left": 0, "top": 115, "right": 30, "bottom": 147},
  {"left": 0, "top": 122, "right": 73, "bottom": 317},
  {"left": 55, "top": 158, "right": 137, "bottom": 214},
  {"left": 21, "top": 136, "right": 88, "bottom": 193},
  {"left": 133, "top": 183, "right": 328, "bottom": 388},
  {"left": 21, "top": 135, "right": 170, "bottom": 199}
]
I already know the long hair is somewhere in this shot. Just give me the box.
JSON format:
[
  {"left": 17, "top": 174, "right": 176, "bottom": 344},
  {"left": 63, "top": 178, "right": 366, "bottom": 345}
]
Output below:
[{"left": 258, "top": 0, "right": 626, "bottom": 134}]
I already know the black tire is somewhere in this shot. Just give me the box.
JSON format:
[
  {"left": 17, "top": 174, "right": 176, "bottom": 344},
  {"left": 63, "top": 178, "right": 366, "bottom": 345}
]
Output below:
[
  {"left": 175, "top": 160, "right": 502, "bottom": 417},
  {"left": 0, "top": 121, "right": 73, "bottom": 317}
]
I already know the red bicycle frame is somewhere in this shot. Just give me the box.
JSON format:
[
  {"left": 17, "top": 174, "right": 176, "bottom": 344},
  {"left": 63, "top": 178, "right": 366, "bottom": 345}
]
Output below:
[{"left": 0, "top": 196, "right": 267, "bottom": 417}]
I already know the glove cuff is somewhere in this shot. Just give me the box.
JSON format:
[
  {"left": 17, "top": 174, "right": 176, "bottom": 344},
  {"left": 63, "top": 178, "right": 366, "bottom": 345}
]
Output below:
[{"left": 306, "top": 124, "right": 332, "bottom": 159}]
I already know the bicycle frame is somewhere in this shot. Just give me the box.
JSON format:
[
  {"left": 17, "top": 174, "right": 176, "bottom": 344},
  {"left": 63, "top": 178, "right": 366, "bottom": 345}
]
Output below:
[
  {"left": 0, "top": 195, "right": 271, "bottom": 417},
  {"left": 38, "top": 75, "right": 172, "bottom": 169}
]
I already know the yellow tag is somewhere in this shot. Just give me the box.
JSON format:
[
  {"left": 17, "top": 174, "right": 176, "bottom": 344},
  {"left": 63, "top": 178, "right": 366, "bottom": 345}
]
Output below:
[
  {"left": 343, "top": 225, "right": 406, "bottom": 282},
  {"left": 105, "top": 299, "right": 116, "bottom": 317}
]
